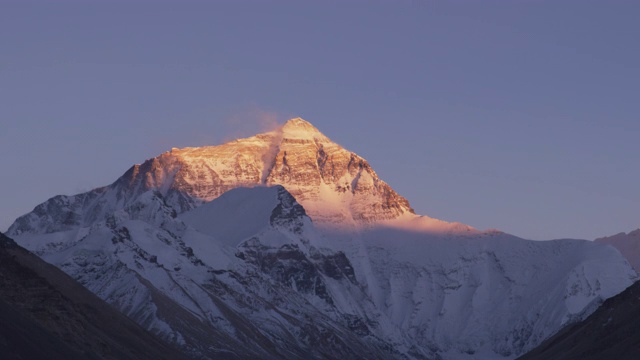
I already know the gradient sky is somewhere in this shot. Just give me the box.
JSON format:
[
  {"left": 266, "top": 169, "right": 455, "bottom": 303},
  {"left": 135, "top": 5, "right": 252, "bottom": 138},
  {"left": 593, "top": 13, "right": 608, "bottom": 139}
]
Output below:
[{"left": 1, "top": 0, "right": 638, "bottom": 240}]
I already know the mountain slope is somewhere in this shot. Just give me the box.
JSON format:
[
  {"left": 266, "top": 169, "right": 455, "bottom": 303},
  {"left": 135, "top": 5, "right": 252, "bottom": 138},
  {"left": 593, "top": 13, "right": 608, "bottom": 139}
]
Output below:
[
  {"left": 7, "top": 118, "right": 637, "bottom": 359},
  {"left": 0, "top": 232, "right": 187, "bottom": 360},
  {"left": 517, "top": 281, "right": 640, "bottom": 360}
]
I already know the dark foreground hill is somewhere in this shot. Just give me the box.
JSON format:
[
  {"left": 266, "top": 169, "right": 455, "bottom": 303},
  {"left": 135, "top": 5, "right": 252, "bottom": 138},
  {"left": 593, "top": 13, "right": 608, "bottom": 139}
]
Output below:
[
  {"left": 518, "top": 280, "right": 640, "bottom": 360},
  {"left": 0, "top": 232, "right": 186, "bottom": 360}
]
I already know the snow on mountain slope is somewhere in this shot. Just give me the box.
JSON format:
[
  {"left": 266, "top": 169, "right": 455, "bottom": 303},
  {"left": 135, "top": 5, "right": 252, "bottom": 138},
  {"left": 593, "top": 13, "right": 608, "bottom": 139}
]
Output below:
[
  {"left": 180, "top": 186, "right": 285, "bottom": 247},
  {"left": 7, "top": 118, "right": 638, "bottom": 359},
  {"left": 595, "top": 229, "right": 640, "bottom": 273},
  {"left": 352, "top": 229, "right": 634, "bottom": 359}
]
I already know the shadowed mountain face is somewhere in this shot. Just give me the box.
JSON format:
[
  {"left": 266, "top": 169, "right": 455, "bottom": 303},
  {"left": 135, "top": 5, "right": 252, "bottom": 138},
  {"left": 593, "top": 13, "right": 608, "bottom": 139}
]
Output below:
[
  {"left": 0, "top": 232, "right": 187, "bottom": 360},
  {"left": 517, "top": 281, "right": 640, "bottom": 360}
]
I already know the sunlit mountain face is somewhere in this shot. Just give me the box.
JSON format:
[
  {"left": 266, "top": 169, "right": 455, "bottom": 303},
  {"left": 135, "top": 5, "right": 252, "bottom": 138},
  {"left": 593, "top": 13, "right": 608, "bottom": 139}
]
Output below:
[{"left": 7, "top": 119, "right": 637, "bottom": 360}]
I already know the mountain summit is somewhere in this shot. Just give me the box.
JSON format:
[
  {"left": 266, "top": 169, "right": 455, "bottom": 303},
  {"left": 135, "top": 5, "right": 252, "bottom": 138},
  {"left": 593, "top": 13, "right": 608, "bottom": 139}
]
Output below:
[{"left": 279, "top": 117, "right": 329, "bottom": 140}]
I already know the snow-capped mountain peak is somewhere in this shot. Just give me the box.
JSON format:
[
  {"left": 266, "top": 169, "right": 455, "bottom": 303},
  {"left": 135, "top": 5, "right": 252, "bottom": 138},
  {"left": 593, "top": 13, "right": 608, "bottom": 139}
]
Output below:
[{"left": 16, "top": 118, "right": 418, "bottom": 232}]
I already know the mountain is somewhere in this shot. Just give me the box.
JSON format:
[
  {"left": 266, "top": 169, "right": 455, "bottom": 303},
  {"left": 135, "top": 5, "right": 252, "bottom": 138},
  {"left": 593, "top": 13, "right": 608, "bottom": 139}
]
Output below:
[
  {"left": 7, "top": 118, "right": 637, "bottom": 359},
  {"left": 0, "top": 231, "right": 186, "bottom": 360},
  {"left": 595, "top": 229, "right": 640, "bottom": 273},
  {"left": 8, "top": 118, "right": 458, "bottom": 234},
  {"left": 517, "top": 280, "right": 640, "bottom": 360}
]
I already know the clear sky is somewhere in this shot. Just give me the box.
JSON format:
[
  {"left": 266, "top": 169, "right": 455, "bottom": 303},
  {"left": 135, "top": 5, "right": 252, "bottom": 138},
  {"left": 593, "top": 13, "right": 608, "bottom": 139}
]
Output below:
[{"left": 1, "top": 0, "right": 638, "bottom": 240}]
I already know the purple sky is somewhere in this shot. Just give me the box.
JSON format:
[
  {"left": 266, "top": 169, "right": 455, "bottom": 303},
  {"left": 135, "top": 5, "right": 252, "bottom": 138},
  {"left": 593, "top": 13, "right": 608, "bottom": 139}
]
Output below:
[{"left": 1, "top": 1, "right": 638, "bottom": 240}]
